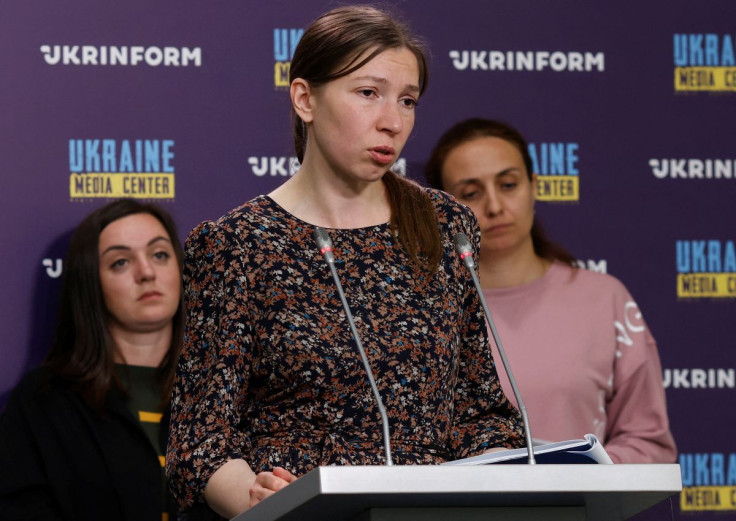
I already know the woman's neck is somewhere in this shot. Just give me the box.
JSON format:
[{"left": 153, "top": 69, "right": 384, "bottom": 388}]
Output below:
[
  {"left": 269, "top": 167, "right": 391, "bottom": 229},
  {"left": 477, "top": 242, "right": 549, "bottom": 290},
  {"left": 110, "top": 323, "right": 172, "bottom": 367}
]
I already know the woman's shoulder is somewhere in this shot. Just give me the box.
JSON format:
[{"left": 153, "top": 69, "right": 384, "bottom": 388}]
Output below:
[
  {"left": 9, "top": 366, "right": 54, "bottom": 394},
  {"left": 191, "top": 195, "right": 274, "bottom": 235},
  {"left": 3, "top": 366, "right": 72, "bottom": 413},
  {"left": 422, "top": 186, "right": 477, "bottom": 228},
  {"left": 424, "top": 185, "right": 460, "bottom": 209},
  {"left": 553, "top": 262, "right": 634, "bottom": 300},
  {"left": 184, "top": 196, "right": 279, "bottom": 250}
]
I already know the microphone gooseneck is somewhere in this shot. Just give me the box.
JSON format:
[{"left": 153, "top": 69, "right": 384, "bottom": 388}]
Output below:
[
  {"left": 313, "top": 227, "right": 394, "bottom": 466},
  {"left": 454, "top": 232, "right": 537, "bottom": 465}
]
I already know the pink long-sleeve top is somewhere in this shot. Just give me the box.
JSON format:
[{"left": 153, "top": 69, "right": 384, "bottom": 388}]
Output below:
[{"left": 482, "top": 262, "right": 677, "bottom": 463}]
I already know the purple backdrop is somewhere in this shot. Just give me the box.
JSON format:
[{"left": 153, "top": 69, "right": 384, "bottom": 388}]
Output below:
[{"left": 1, "top": 1, "right": 734, "bottom": 517}]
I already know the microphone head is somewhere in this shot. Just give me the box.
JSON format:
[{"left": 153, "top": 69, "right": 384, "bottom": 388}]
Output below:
[
  {"left": 313, "top": 227, "right": 335, "bottom": 263},
  {"left": 454, "top": 232, "right": 472, "bottom": 255},
  {"left": 313, "top": 227, "right": 333, "bottom": 249},
  {"left": 453, "top": 232, "right": 475, "bottom": 269}
]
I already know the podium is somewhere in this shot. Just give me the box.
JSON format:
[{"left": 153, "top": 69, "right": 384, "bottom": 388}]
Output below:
[{"left": 232, "top": 464, "right": 682, "bottom": 521}]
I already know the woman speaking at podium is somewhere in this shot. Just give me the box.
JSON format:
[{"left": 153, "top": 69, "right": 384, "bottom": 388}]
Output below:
[{"left": 166, "top": 5, "right": 524, "bottom": 519}]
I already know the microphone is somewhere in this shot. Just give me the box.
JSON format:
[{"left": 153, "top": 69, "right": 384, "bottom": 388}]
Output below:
[
  {"left": 454, "top": 232, "right": 536, "bottom": 465},
  {"left": 313, "top": 227, "right": 394, "bottom": 466}
]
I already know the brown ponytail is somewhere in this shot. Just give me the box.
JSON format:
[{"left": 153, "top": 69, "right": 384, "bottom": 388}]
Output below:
[{"left": 384, "top": 171, "right": 442, "bottom": 273}]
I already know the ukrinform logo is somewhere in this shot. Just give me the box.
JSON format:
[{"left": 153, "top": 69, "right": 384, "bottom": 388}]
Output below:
[
  {"left": 449, "top": 50, "right": 604, "bottom": 72},
  {"left": 663, "top": 368, "right": 735, "bottom": 389},
  {"left": 247, "top": 157, "right": 407, "bottom": 177},
  {"left": 576, "top": 259, "right": 606, "bottom": 273},
  {"left": 649, "top": 158, "right": 736, "bottom": 180},
  {"left": 41, "top": 45, "right": 202, "bottom": 67}
]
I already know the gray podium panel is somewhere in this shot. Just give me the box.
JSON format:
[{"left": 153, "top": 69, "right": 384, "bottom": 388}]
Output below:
[{"left": 232, "top": 465, "right": 682, "bottom": 521}]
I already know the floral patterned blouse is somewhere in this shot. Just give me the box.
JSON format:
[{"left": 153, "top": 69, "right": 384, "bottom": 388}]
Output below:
[{"left": 166, "top": 189, "right": 523, "bottom": 510}]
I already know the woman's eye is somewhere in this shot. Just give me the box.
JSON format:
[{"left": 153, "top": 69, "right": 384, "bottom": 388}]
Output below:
[
  {"left": 400, "top": 97, "right": 417, "bottom": 108},
  {"left": 460, "top": 191, "right": 478, "bottom": 201},
  {"left": 110, "top": 259, "right": 127, "bottom": 269},
  {"left": 153, "top": 251, "right": 171, "bottom": 261},
  {"left": 358, "top": 89, "right": 376, "bottom": 98}
]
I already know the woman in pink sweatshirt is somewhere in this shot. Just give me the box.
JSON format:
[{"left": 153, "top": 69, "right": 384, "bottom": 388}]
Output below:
[{"left": 425, "top": 118, "right": 676, "bottom": 463}]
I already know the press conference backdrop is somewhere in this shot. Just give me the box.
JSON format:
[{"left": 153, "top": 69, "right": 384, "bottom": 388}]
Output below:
[{"left": 1, "top": 0, "right": 734, "bottom": 517}]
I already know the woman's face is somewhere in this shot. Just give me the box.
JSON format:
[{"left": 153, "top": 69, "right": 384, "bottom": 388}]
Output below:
[
  {"left": 441, "top": 136, "right": 537, "bottom": 257},
  {"left": 300, "top": 47, "right": 420, "bottom": 186},
  {"left": 98, "top": 213, "right": 180, "bottom": 335}
]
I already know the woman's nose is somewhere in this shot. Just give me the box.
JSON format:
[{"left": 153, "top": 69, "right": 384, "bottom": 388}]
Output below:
[
  {"left": 377, "top": 102, "right": 403, "bottom": 135},
  {"left": 484, "top": 189, "right": 503, "bottom": 215},
  {"left": 135, "top": 257, "right": 156, "bottom": 282}
]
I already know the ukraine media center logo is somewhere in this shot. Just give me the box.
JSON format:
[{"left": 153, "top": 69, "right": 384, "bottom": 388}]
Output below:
[
  {"left": 674, "top": 33, "right": 736, "bottom": 92},
  {"left": 679, "top": 452, "right": 736, "bottom": 511},
  {"left": 274, "top": 28, "right": 303, "bottom": 87},
  {"left": 529, "top": 142, "right": 579, "bottom": 202},
  {"left": 69, "top": 139, "right": 175, "bottom": 200},
  {"left": 676, "top": 240, "right": 736, "bottom": 298}
]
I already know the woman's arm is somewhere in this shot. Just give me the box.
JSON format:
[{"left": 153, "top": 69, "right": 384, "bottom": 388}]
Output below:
[
  {"left": 204, "top": 459, "right": 256, "bottom": 518},
  {"left": 604, "top": 292, "right": 676, "bottom": 463},
  {"left": 0, "top": 377, "right": 65, "bottom": 520},
  {"left": 605, "top": 326, "right": 677, "bottom": 463},
  {"left": 204, "top": 461, "right": 298, "bottom": 518},
  {"left": 166, "top": 219, "right": 255, "bottom": 511}
]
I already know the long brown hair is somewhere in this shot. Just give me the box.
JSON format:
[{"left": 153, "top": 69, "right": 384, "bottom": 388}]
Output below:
[
  {"left": 44, "top": 199, "right": 185, "bottom": 411},
  {"left": 425, "top": 118, "right": 575, "bottom": 265},
  {"left": 290, "top": 5, "right": 441, "bottom": 271}
]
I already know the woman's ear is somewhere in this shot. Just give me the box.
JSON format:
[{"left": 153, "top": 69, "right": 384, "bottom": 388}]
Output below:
[{"left": 290, "top": 78, "right": 314, "bottom": 123}]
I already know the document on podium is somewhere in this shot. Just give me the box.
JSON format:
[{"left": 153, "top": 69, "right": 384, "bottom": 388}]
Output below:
[{"left": 443, "top": 433, "right": 614, "bottom": 465}]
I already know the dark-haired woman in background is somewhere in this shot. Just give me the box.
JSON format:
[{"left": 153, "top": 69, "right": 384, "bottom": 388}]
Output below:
[
  {"left": 425, "top": 118, "right": 676, "bottom": 464},
  {"left": 166, "top": 6, "right": 523, "bottom": 519},
  {"left": 0, "top": 200, "right": 193, "bottom": 521}
]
